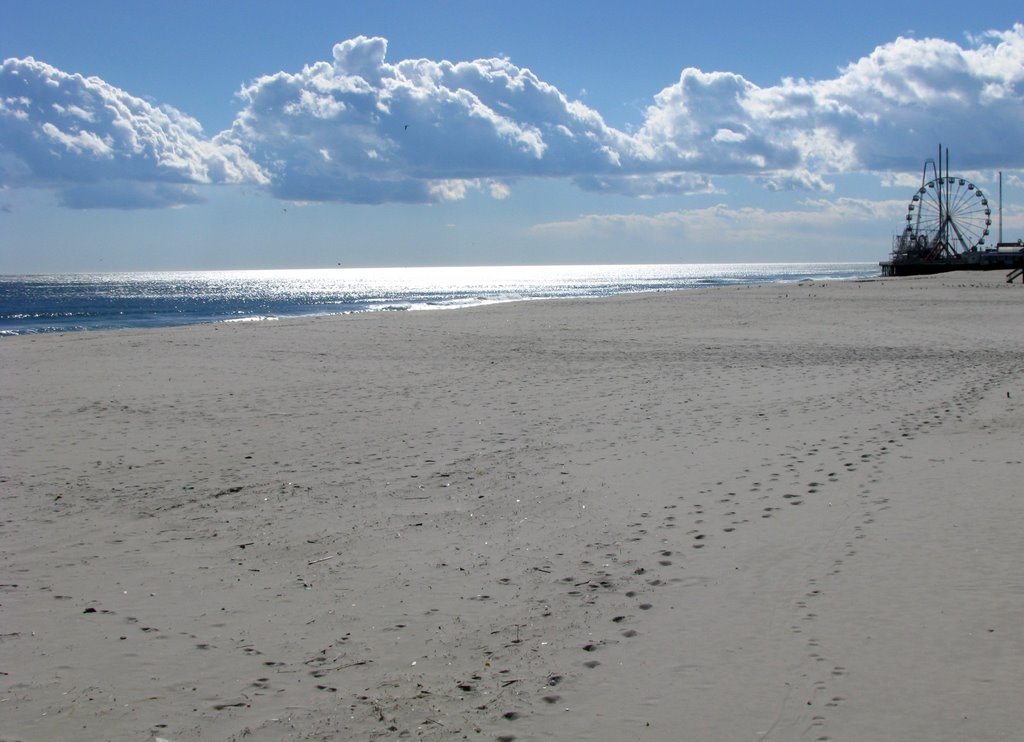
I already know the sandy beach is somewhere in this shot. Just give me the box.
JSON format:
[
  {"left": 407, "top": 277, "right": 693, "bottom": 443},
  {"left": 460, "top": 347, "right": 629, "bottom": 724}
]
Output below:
[{"left": 2, "top": 271, "right": 1023, "bottom": 741}]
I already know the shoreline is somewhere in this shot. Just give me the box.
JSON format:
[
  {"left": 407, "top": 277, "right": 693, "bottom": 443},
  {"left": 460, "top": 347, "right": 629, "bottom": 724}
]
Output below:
[
  {"left": 3, "top": 272, "right": 1023, "bottom": 741},
  {"left": 0, "top": 262, "right": 878, "bottom": 337}
]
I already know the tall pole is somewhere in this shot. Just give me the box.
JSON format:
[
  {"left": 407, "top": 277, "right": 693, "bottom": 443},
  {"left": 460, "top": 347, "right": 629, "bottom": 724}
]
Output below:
[
  {"left": 937, "top": 144, "right": 944, "bottom": 253},
  {"left": 999, "top": 171, "right": 1003, "bottom": 244},
  {"left": 937, "top": 144, "right": 943, "bottom": 251},
  {"left": 945, "top": 146, "right": 950, "bottom": 253}
]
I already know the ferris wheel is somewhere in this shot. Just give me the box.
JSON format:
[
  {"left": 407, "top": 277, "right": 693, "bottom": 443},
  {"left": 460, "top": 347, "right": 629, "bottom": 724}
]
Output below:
[{"left": 905, "top": 175, "right": 992, "bottom": 256}]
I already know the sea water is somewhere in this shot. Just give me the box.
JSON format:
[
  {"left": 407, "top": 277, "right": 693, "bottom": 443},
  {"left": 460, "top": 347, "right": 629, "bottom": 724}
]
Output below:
[{"left": 0, "top": 263, "right": 877, "bottom": 336}]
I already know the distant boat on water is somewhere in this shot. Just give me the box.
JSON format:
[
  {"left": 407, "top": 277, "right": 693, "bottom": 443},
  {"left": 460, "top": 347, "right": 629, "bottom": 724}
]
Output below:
[{"left": 880, "top": 145, "right": 1024, "bottom": 277}]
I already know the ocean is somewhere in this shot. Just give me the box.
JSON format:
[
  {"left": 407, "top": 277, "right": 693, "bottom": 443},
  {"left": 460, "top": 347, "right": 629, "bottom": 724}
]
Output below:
[{"left": 0, "top": 263, "right": 878, "bottom": 336}]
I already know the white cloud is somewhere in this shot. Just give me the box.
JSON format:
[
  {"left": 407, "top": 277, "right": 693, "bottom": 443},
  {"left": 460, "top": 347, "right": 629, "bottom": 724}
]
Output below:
[
  {"left": 40, "top": 121, "right": 113, "bottom": 157},
  {"left": 635, "top": 68, "right": 801, "bottom": 174},
  {"left": 530, "top": 197, "right": 905, "bottom": 246},
  {"left": 757, "top": 170, "right": 834, "bottom": 193},
  {"left": 223, "top": 27, "right": 1024, "bottom": 204},
  {"left": 0, "top": 57, "right": 266, "bottom": 208},
  {"left": 219, "top": 36, "right": 637, "bottom": 204},
  {"left": 488, "top": 180, "right": 512, "bottom": 199},
  {"left": 633, "top": 24, "right": 1024, "bottom": 177},
  {"left": 3, "top": 24, "right": 1024, "bottom": 209},
  {"left": 574, "top": 172, "right": 715, "bottom": 197},
  {"left": 757, "top": 26, "right": 1024, "bottom": 173}
]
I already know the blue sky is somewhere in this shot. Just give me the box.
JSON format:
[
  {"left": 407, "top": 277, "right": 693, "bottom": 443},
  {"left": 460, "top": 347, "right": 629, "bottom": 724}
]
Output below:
[{"left": 2, "top": 1, "right": 1023, "bottom": 271}]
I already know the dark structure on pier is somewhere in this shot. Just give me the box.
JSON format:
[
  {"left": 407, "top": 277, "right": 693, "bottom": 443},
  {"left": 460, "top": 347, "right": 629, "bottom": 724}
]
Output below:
[{"left": 880, "top": 146, "right": 1024, "bottom": 277}]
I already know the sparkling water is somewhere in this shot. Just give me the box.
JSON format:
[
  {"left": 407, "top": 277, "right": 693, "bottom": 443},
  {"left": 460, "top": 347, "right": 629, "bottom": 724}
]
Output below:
[{"left": 0, "top": 263, "right": 877, "bottom": 335}]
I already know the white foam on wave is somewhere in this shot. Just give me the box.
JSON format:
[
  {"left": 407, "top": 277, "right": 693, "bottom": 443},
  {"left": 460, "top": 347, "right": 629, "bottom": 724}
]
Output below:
[{"left": 221, "top": 315, "right": 280, "bottom": 324}]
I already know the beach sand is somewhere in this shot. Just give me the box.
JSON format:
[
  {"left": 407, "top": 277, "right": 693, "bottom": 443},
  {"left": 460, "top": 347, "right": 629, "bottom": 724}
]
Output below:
[{"left": 2, "top": 271, "right": 1023, "bottom": 741}]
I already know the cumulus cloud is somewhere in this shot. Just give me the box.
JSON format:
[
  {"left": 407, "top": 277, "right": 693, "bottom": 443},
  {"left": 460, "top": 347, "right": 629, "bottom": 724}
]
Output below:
[
  {"left": 825, "top": 27, "right": 1024, "bottom": 170},
  {"left": 220, "top": 27, "right": 1024, "bottom": 204},
  {"left": 634, "top": 24, "right": 1024, "bottom": 177},
  {"left": 219, "top": 36, "right": 635, "bottom": 204},
  {"left": 636, "top": 68, "right": 803, "bottom": 174},
  {"left": 0, "top": 57, "right": 265, "bottom": 208},
  {"left": 3, "top": 25, "right": 1023, "bottom": 208}
]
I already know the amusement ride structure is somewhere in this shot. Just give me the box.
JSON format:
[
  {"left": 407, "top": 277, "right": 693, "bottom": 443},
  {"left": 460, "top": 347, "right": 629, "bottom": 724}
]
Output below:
[{"left": 881, "top": 145, "right": 1023, "bottom": 276}]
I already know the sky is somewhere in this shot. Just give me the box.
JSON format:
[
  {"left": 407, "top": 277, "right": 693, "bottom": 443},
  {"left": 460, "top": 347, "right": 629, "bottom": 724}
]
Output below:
[{"left": 2, "top": 1, "right": 1023, "bottom": 272}]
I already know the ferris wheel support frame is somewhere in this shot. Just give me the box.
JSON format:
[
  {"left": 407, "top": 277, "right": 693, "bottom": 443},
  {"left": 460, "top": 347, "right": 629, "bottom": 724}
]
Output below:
[{"left": 904, "top": 144, "right": 991, "bottom": 258}]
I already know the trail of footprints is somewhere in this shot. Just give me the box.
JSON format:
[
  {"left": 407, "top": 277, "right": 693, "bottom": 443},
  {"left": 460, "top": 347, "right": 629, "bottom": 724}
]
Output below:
[
  {"left": 43, "top": 371, "right": 999, "bottom": 740},
  {"left": 156, "top": 382, "right": 986, "bottom": 740},
  {"left": 495, "top": 391, "right": 976, "bottom": 741},
  {"left": 472, "top": 433, "right": 889, "bottom": 739},
  {"left": 792, "top": 389, "right": 986, "bottom": 741},
  {"left": 484, "top": 369, "right": 1001, "bottom": 739}
]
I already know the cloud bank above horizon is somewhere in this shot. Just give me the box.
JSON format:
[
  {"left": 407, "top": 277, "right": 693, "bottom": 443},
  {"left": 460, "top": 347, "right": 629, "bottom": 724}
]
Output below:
[{"left": 2, "top": 24, "right": 1023, "bottom": 209}]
